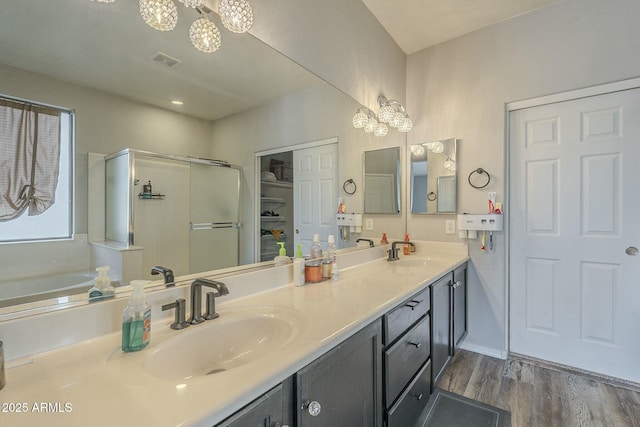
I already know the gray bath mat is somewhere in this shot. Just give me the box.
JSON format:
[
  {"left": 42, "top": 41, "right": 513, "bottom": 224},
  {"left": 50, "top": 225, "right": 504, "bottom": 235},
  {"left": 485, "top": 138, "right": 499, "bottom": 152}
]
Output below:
[{"left": 418, "top": 388, "right": 511, "bottom": 427}]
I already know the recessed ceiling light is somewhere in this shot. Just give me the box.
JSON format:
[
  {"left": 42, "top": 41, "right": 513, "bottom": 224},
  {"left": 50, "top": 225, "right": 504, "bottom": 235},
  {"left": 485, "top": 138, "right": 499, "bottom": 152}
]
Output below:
[{"left": 170, "top": 100, "right": 184, "bottom": 106}]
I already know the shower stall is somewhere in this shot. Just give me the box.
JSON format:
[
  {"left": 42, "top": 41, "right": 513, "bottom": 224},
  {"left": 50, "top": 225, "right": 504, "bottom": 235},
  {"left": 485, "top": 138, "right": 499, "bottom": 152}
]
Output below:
[{"left": 105, "top": 149, "right": 241, "bottom": 280}]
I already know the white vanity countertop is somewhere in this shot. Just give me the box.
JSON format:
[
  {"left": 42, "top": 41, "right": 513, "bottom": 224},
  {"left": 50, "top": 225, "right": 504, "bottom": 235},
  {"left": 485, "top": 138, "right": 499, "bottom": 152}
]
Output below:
[{"left": 0, "top": 246, "right": 468, "bottom": 427}]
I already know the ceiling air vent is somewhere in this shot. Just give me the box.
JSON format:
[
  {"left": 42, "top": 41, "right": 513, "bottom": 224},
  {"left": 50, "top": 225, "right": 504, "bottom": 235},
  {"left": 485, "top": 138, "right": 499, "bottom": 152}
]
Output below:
[{"left": 150, "top": 51, "right": 182, "bottom": 68}]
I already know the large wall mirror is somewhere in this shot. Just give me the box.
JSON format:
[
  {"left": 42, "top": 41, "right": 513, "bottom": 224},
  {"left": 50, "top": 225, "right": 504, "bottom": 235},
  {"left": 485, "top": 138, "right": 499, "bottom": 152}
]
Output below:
[
  {"left": 0, "top": 0, "right": 391, "bottom": 314},
  {"left": 364, "top": 147, "right": 401, "bottom": 214},
  {"left": 410, "top": 138, "right": 457, "bottom": 214}
]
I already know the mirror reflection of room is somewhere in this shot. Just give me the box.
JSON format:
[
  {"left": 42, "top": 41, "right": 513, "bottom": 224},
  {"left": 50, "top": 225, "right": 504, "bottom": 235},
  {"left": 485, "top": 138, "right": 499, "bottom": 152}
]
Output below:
[{"left": 410, "top": 138, "right": 457, "bottom": 214}]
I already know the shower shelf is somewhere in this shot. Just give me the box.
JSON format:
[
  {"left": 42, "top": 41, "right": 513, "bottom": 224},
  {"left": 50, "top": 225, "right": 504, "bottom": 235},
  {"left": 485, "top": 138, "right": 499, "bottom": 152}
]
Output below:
[{"left": 138, "top": 193, "right": 166, "bottom": 200}]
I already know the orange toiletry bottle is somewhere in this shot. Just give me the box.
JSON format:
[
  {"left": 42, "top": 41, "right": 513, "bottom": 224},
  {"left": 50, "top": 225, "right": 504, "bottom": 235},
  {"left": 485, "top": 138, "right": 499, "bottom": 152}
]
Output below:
[
  {"left": 403, "top": 233, "right": 411, "bottom": 255},
  {"left": 380, "top": 232, "right": 389, "bottom": 245}
]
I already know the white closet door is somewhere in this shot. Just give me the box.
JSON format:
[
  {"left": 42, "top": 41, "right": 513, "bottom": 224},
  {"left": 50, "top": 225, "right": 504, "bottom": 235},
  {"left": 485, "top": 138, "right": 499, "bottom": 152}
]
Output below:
[
  {"left": 294, "top": 143, "right": 338, "bottom": 255},
  {"left": 509, "top": 88, "right": 640, "bottom": 382}
]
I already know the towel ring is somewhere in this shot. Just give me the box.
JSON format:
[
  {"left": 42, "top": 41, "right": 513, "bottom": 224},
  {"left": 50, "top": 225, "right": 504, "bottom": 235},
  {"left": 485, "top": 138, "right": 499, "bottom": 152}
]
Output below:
[
  {"left": 343, "top": 179, "right": 356, "bottom": 195},
  {"left": 468, "top": 168, "right": 491, "bottom": 189},
  {"left": 427, "top": 191, "right": 437, "bottom": 201}
]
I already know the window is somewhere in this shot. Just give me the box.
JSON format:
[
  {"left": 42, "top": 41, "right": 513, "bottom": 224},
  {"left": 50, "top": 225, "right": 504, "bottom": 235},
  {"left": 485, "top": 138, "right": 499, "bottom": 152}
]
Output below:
[{"left": 0, "top": 95, "right": 74, "bottom": 243}]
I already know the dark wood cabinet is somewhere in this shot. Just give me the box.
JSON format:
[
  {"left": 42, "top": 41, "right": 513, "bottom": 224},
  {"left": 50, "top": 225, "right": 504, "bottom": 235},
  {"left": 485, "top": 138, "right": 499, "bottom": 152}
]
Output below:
[
  {"left": 296, "top": 320, "right": 383, "bottom": 427},
  {"left": 216, "top": 379, "right": 293, "bottom": 427},
  {"left": 430, "top": 273, "right": 453, "bottom": 390},
  {"left": 383, "top": 286, "right": 432, "bottom": 425},
  {"left": 451, "top": 264, "right": 468, "bottom": 355},
  {"left": 217, "top": 262, "right": 468, "bottom": 427}
]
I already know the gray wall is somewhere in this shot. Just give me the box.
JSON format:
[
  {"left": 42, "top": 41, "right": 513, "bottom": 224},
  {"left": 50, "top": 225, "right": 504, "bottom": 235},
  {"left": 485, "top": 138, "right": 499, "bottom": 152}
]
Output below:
[
  {"left": 248, "top": 0, "right": 407, "bottom": 113},
  {"left": 406, "top": 0, "right": 640, "bottom": 355},
  {"left": 210, "top": 83, "right": 407, "bottom": 264}
]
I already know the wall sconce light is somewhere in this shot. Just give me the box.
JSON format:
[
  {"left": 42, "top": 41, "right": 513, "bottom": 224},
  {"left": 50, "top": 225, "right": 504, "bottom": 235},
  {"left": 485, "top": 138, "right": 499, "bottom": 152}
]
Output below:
[{"left": 352, "top": 95, "right": 412, "bottom": 137}]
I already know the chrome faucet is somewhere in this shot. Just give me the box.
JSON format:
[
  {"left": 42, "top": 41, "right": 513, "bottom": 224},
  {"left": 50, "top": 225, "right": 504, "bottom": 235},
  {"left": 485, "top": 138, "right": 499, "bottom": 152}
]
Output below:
[
  {"left": 387, "top": 241, "right": 415, "bottom": 261},
  {"left": 151, "top": 266, "right": 175, "bottom": 286},
  {"left": 356, "top": 238, "right": 375, "bottom": 247},
  {"left": 189, "top": 279, "right": 229, "bottom": 325}
]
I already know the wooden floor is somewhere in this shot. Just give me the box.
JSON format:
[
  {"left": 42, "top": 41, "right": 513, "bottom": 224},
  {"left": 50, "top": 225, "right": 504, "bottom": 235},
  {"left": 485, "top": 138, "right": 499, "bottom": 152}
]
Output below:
[{"left": 437, "top": 350, "right": 640, "bottom": 427}]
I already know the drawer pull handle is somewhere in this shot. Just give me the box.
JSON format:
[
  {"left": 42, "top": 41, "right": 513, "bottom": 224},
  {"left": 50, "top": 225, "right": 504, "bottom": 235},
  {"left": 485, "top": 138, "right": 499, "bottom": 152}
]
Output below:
[
  {"left": 404, "top": 299, "right": 422, "bottom": 310},
  {"left": 411, "top": 393, "right": 423, "bottom": 401},
  {"left": 409, "top": 342, "right": 422, "bottom": 348}
]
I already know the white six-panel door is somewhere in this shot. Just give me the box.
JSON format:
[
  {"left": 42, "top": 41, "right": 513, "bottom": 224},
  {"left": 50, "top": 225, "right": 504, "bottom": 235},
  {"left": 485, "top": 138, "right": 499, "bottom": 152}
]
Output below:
[
  {"left": 294, "top": 143, "right": 338, "bottom": 255},
  {"left": 509, "top": 88, "right": 640, "bottom": 383}
]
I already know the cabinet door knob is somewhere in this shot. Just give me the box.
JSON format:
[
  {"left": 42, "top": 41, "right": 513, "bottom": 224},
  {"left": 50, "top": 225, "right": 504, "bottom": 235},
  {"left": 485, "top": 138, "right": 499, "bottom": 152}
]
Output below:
[
  {"left": 411, "top": 392, "right": 423, "bottom": 401},
  {"left": 302, "top": 400, "right": 322, "bottom": 416},
  {"left": 626, "top": 246, "right": 638, "bottom": 256}
]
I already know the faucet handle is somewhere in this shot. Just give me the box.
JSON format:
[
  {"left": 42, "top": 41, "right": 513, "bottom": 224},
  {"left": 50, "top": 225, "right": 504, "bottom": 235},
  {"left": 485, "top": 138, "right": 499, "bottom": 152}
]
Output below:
[
  {"left": 204, "top": 292, "right": 220, "bottom": 320},
  {"left": 162, "top": 298, "right": 190, "bottom": 330}
]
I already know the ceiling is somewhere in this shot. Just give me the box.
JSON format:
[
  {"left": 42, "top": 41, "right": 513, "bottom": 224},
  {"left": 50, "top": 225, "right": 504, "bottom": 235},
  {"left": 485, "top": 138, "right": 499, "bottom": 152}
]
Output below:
[
  {"left": 0, "top": 0, "right": 323, "bottom": 121},
  {"left": 361, "top": 0, "right": 560, "bottom": 54}
]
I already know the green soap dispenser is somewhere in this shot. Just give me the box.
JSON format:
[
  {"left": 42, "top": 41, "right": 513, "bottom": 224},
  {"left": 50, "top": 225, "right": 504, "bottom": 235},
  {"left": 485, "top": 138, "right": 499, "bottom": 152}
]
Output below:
[
  {"left": 122, "top": 280, "right": 151, "bottom": 353},
  {"left": 274, "top": 242, "right": 292, "bottom": 266}
]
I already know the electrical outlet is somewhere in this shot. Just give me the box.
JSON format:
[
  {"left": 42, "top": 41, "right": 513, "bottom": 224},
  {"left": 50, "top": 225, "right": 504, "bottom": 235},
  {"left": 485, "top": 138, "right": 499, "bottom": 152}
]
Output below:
[
  {"left": 365, "top": 218, "right": 374, "bottom": 231},
  {"left": 445, "top": 220, "right": 455, "bottom": 235}
]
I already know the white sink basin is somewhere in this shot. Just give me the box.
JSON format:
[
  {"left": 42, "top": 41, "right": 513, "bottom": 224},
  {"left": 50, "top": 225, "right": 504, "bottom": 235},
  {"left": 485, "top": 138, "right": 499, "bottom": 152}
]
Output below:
[{"left": 143, "top": 305, "right": 305, "bottom": 381}]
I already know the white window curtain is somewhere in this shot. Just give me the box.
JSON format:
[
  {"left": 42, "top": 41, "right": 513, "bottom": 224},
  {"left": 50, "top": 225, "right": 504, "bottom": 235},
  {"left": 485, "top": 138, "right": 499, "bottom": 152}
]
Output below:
[{"left": 0, "top": 98, "right": 61, "bottom": 221}]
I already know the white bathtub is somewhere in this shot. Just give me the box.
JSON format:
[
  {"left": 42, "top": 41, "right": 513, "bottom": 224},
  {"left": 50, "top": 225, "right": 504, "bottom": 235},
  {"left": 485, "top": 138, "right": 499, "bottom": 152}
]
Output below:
[{"left": 0, "top": 271, "right": 97, "bottom": 305}]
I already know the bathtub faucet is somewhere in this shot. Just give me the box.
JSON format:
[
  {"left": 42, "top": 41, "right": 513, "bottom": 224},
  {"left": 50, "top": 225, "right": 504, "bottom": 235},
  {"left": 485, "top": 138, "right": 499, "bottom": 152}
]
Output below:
[{"left": 151, "top": 266, "right": 175, "bottom": 286}]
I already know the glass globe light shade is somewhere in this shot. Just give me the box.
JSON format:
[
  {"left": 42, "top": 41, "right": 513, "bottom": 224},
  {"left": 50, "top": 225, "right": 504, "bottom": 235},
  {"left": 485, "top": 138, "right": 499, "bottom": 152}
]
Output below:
[
  {"left": 412, "top": 144, "right": 425, "bottom": 156},
  {"left": 378, "top": 104, "right": 395, "bottom": 123},
  {"left": 433, "top": 141, "right": 444, "bottom": 153},
  {"left": 140, "top": 0, "right": 178, "bottom": 31},
  {"left": 389, "top": 112, "right": 404, "bottom": 128},
  {"left": 178, "top": 0, "right": 205, "bottom": 7},
  {"left": 364, "top": 117, "right": 378, "bottom": 133},
  {"left": 444, "top": 158, "right": 454, "bottom": 170},
  {"left": 374, "top": 122, "right": 388, "bottom": 137},
  {"left": 189, "top": 17, "right": 221, "bottom": 53},
  {"left": 352, "top": 110, "right": 368, "bottom": 128},
  {"left": 398, "top": 116, "right": 413, "bottom": 132},
  {"left": 219, "top": 0, "right": 254, "bottom": 33}
]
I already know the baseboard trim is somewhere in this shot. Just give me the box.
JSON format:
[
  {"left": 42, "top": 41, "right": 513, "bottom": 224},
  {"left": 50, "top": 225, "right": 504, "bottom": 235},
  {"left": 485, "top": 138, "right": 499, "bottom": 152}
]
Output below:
[
  {"left": 459, "top": 342, "right": 508, "bottom": 360},
  {"left": 508, "top": 352, "right": 640, "bottom": 393}
]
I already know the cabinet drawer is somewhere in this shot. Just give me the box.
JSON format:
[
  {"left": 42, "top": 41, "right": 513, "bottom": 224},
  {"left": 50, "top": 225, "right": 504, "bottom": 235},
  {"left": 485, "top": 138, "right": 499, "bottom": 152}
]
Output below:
[
  {"left": 387, "top": 360, "right": 432, "bottom": 427},
  {"left": 384, "top": 286, "right": 430, "bottom": 345},
  {"left": 385, "top": 315, "right": 430, "bottom": 406}
]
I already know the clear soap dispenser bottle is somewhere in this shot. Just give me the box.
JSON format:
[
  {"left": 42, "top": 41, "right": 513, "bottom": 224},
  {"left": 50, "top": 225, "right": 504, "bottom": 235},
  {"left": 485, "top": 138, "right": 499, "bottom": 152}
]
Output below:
[
  {"left": 88, "top": 266, "right": 115, "bottom": 302},
  {"left": 310, "top": 234, "right": 323, "bottom": 259},
  {"left": 122, "top": 280, "right": 151, "bottom": 352}
]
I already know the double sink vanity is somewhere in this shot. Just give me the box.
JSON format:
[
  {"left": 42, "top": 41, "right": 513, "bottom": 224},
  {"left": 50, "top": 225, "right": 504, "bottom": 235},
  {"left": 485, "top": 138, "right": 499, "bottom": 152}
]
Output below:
[{"left": 0, "top": 242, "right": 468, "bottom": 427}]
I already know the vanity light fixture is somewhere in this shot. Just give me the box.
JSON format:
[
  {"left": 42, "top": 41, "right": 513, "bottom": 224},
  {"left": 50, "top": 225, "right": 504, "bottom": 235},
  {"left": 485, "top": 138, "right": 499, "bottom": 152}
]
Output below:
[
  {"left": 352, "top": 96, "right": 412, "bottom": 137},
  {"left": 219, "top": 0, "right": 254, "bottom": 33},
  {"left": 444, "top": 157, "right": 455, "bottom": 170},
  {"left": 189, "top": 15, "right": 221, "bottom": 52},
  {"left": 139, "top": 0, "right": 179, "bottom": 31},
  {"left": 411, "top": 144, "right": 425, "bottom": 156},
  {"left": 125, "top": 0, "right": 253, "bottom": 53},
  {"left": 377, "top": 95, "right": 412, "bottom": 133}
]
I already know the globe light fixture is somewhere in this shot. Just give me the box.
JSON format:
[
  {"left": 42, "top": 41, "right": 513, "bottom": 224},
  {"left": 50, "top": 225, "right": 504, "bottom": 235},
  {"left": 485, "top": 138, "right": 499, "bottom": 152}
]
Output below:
[
  {"left": 219, "top": 0, "right": 254, "bottom": 33},
  {"left": 139, "top": 0, "right": 178, "bottom": 31},
  {"left": 189, "top": 16, "right": 221, "bottom": 53}
]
